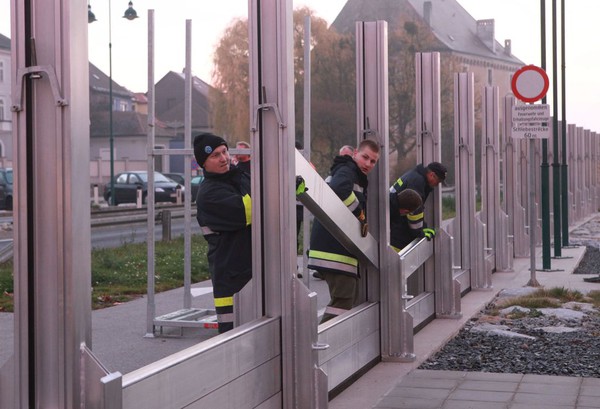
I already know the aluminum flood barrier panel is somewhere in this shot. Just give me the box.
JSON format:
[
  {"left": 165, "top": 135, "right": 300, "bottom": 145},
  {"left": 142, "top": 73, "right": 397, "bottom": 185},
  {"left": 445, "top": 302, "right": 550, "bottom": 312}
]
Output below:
[{"left": 121, "top": 319, "right": 281, "bottom": 409}]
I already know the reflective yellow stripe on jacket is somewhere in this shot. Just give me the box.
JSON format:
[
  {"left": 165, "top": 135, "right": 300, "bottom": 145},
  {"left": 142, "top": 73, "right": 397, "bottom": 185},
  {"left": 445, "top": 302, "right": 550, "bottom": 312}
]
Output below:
[
  {"left": 242, "top": 194, "right": 252, "bottom": 226},
  {"left": 390, "top": 177, "right": 404, "bottom": 193},
  {"left": 214, "top": 296, "right": 234, "bottom": 308},
  {"left": 407, "top": 211, "right": 424, "bottom": 229},
  {"left": 343, "top": 192, "right": 360, "bottom": 212},
  {"left": 307, "top": 250, "right": 358, "bottom": 276}
]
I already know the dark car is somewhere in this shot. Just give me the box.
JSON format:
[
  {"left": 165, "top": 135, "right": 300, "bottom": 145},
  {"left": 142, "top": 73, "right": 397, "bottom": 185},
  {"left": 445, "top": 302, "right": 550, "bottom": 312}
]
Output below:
[
  {"left": 0, "top": 168, "right": 13, "bottom": 210},
  {"left": 164, "top": 173, "right": 204, "bottom": 202},
  {"left": 103, "top": 171, "right": 184, "bottom": 206},
  {"left": 164, "top": 172, "right": 185, "bottom": 186},
  {"left": 191, "top": 175, "right": 205, "bottom": 202}
]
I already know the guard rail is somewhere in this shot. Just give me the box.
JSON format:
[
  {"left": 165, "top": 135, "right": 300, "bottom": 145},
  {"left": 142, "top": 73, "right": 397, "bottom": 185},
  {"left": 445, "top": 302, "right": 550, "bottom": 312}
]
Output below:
[{"left": 91, "top": 204, "right": 196, "bottom": 227}]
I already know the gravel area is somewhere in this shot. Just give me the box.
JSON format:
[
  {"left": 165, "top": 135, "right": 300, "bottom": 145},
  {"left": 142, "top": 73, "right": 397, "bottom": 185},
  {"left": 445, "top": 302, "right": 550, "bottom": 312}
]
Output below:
[
  {"left": 572, "top": 246, "right": 600, "bottom": 275},
  {"left": 419, "top": 246, "right": 600, "bottom": 378}
]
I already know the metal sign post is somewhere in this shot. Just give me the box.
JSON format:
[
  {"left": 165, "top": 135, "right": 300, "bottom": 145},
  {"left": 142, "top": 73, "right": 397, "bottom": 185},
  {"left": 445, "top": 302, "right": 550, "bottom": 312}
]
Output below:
[{"left": 510, "top": 65, "right": 551, "bottom": 286}]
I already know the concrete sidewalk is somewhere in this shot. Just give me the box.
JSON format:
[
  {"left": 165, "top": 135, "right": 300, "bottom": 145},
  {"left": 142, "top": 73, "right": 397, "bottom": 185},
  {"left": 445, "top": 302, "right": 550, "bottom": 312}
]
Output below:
[{"left": 330, "top": 232, "right": 600, "bottom": 409}]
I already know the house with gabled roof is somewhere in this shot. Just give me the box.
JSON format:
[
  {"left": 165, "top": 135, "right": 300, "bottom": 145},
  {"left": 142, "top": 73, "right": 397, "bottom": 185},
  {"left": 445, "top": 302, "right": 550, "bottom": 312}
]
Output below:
[
  {"left": 331, "top": 0, "right": 524, "bottom": 104},
  {"left": 88, "top": 62, "right": 177, "bottom": 183},
  {"left": 154, "top": 71, "right": 215, "bottom": 173},
  {"left": 155, "top": 71, "right": 213, "bottom": 135}
]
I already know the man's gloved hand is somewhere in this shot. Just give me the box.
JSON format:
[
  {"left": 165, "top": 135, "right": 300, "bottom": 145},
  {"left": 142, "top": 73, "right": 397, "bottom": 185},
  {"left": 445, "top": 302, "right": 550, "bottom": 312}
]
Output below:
[
  {"left": 423, "top": 227, "right": 436, "bottom": 241},
  {"left": 295, "top": 176, "right": 307, "bottom": 196},
  {"left": 358, "top": 210, "right": 368, "bottom": 237}
]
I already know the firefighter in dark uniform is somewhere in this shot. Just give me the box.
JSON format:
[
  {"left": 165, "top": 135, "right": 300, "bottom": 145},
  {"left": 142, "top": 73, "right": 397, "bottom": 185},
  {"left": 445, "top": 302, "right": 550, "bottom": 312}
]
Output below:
[
  {"left": 389, "top": 162, "right": 447, "bottom": 250},
  {"left": 390, "top": 189, "right": 424, "bottom": 252},
  {"left": 307, "top": 139, "right": 380, "bottom": 324},
  {"left": 194, "top": 133, "right": 252, "bottom": 334}
]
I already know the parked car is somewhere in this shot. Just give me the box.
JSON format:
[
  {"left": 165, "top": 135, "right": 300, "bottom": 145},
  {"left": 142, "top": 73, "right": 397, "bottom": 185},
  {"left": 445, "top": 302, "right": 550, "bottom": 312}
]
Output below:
[
  {"left": 0, "top": 168, "right": 13, "bottom": 210},
  {"left": 191, "top": 175, "right": 205, "bottom": 202},
  {"left": 163, "top": 172, "right": 185, "bottom": 186},
  {"left": 103, "top": 171, "right": 184, "bottom": 206}
]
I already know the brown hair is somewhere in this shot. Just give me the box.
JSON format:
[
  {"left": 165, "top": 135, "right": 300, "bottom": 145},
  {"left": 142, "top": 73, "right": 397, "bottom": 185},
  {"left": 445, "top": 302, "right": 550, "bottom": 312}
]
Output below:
[
  {"left": 357, "top": 139, "right": 380, "bottom": 154},
  {"left": 396, "top": 189, "right": 422, "bottom": 212}
]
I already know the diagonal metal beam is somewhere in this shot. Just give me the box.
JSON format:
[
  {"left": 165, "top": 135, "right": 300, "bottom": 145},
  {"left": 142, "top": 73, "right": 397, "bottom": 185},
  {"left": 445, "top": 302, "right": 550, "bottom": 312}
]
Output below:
[{"left": 295, "top": 150, "right": 379, "bottom": 268}]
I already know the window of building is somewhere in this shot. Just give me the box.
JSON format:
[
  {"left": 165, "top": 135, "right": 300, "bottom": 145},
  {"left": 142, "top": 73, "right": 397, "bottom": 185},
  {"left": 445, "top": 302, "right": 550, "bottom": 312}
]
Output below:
[
  {"left": 488, "top": 68, "right": 493, "bottom": 85},
  {"left": 0, "top": 61, "right": 4, "bottom": 82},
  {"left": 0, "top": 99, "right": 4, "bottom": 121}
]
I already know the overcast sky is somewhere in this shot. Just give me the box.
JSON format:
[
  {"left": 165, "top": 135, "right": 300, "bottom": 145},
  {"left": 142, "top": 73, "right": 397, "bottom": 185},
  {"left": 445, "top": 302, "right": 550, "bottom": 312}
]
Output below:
[{"left": 1, "top": 0, "right": 599, "bottom": 131}]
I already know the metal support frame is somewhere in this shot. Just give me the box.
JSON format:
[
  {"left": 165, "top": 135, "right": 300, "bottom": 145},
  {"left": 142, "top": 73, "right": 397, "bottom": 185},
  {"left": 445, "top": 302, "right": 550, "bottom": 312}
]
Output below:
[
  {"left": 567, "top": 124, "right": 576, "bottom": 222},
  {"left": 144, "top": 14, "right": 214, "bottom": 337},
  {"left": 472, "top": 85, "right": 496, "bottom": 288},
  {"left": 453, "top": 72, "right": 477, "bottom": 292},
  {"left": 481, "top": 86, "right": 511, "bottom": 272},
  {"left": 584, "top": 129, "right": 592, "bottom": 215},
  {"left": 593, "top": 133, "right": 600, "bottom": 212},
  {"left": 415, "top": 52, "right": 458, "bottom": 317},
  {"left": 355, "top": 20, "right": 391, "bottom": 358},
  {"left": 576, "top": 127, "right": 584, "bottom": 220},
  {"left": 504, "top": 95, "right": 529, "bottom": 258},
  {"left": 249, "top": 0, "right": 300, "bottom": 407}
]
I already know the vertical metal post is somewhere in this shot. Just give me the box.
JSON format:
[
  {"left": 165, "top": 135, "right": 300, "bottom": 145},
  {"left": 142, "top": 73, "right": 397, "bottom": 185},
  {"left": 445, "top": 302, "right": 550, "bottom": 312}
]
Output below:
[
  {"left": 567, "top": 124, "right": 576, "bottom": 222},
  {"left": 576, "top": 126, "right": 583, "bottom": 220},
  {"left": 249, "top": 0, "right": 297, "bottom": 406},
  {"left": 504, "top": 94, "right": 529, "bottom": 258},
  {"left": 108, "top": 0, "right": 115, "bottom": 205},
  {"left": 416, "top": 53, "right": 455, "bottom": 313},
  {"left": 560, "top": 0, "right": 570, "bottom": 246},
  {"left": 584, "top": 129, "right": 591, "bottom": 215},
  {"left": 454, "top": 72, "right": 476, "bottom": 277},
  {"left": 540, "top": 0, "right": 552, "bottom": 269},
  {"left": 301, "top": 15, "right": 311, "bottom": 286},
  {"left": 528, "top": 133, "right": 541, "bottom": 286},
  {"left": 551, "top": 0, "right": 562, "bottom": 256},
  {"left": 356, "top": 20, "right": 390, "bottom": 356},
  {"left": 145, "top": 9, "right": 156, "bottom": 337},
  {"left": 481, "top": 86, "right": 501, "bottom": 273},
  {"left": 10, "top": 0, "right": 92, "bottom": 406},
  {"left": 161, "top": 210, "right": 172, "bottom": 242},
  {"left": 183, "top": 20, "right": 193, "bottom": 309},
  {"left": 528, "top": 128, "right": 541, "bottom": 286}
]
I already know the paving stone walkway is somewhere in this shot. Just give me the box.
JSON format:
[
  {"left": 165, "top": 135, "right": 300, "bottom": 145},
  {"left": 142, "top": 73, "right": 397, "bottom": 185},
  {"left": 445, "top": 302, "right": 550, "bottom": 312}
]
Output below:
[{"left": 373, "top": 370, "right": 600, "bottom": 409}]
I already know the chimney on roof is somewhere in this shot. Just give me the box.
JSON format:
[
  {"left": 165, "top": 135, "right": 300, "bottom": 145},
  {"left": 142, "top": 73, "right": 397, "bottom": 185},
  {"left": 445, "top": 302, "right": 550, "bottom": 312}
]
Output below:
[
  {"left": 504, "top": 39, "right": 512, "bottom": 56},
  {"left": 476, "top": 19, "right": 496, "bottom": 53},
  {"left": 423, "top": 1, "right": 432, "bottom": 27}
]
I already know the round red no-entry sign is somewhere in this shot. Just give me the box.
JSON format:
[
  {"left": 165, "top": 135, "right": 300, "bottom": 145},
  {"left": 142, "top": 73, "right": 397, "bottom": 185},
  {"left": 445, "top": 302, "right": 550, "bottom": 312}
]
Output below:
[{"left": 511, "top": 65, "right": 549, "bottom": 103}]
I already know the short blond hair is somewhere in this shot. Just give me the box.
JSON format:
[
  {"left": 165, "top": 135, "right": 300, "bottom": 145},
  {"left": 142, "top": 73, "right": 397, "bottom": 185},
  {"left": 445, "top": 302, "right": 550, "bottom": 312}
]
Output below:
[{"left": 358, "top": 139, "right": 379, "bottom": 154}]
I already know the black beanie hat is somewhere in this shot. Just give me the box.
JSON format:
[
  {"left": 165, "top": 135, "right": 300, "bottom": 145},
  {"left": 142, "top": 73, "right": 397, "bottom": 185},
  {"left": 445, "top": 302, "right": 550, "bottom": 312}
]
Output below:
[
  {"left": 427, "top": 161, "right": 447, "bottom": 181},
  {"left": 193, "top": 133, "right": 228, "bottom": 168}
]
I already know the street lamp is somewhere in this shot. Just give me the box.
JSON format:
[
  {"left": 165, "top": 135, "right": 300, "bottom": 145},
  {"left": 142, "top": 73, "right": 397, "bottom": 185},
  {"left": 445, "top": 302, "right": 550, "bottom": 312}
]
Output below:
[{"left": 88, "top": 0, "right": 138, "bottom": 206}]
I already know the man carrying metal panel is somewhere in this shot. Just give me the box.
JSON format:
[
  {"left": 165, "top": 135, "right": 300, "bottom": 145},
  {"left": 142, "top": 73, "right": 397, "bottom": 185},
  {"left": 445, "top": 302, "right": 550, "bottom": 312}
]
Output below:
[
  {"left": 307, "top": 139, "right": 380, "bottom": 323},
  {"left": 194, "top": 132, "right": 252, "bottom": 333}
]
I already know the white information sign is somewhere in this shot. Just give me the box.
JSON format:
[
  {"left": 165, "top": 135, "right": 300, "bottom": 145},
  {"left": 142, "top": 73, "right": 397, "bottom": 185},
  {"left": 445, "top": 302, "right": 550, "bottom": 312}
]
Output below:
[
  {"left": 511, "top": 124, "right": 550, "bottom": 139},
  {"left": 511, "top": 104, "right": 551, "bottom": 139},
  {"left": 512, "top": 104, "right": 550, "bottom": 122}
]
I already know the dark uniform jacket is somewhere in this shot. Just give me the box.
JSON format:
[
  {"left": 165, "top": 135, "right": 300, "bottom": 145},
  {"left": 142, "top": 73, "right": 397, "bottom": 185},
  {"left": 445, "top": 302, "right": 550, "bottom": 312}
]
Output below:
[
  {"left": 389, "top": 164, "right": 431, "bottom": 251},
  {"left": 307, "top": 155, "right": 368, "bottom": 277},
  {"left": 196, "top": 166, "right": 252, "bottom": 297}
]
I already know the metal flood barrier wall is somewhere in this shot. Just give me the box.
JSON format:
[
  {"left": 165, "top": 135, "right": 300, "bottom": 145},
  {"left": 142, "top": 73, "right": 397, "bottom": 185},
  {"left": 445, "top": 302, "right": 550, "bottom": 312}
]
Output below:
[{"left": 5, "top": 0, "right": 600, "bottom": 408}]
